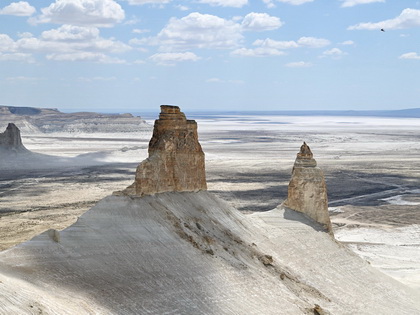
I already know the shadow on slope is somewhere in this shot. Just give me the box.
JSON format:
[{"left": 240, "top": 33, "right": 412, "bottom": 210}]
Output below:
[
  {"left": 0, "top": 192, "right": 309, "bottom": 314},
  {"left": 283, "top": 208, "right": 326, "bottom": 232},
  {"left": 207, "top": 170, "right": 289, "bottom": 211}
]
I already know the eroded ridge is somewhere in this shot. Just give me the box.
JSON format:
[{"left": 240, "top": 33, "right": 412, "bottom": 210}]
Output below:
[
  {"left": 284, "top": 142, "right": 333, "bottom": 234},
  {"left": 124, "top": 105, "right": 207, "bottom": 196}
]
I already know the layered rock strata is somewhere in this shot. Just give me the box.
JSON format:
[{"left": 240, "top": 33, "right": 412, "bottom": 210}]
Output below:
[
  {"left": 284, "top": 142, "right": 333, "bottom": 233},
  {"left": 126, "top": 105, "right": 207, "bottom": 196},
  {"left": 0, "top": 123, "right": 28, "bottom": 153}
]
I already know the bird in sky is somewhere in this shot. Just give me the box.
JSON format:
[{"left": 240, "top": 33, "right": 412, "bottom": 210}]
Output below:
[{"left": 381, "top": 28, "right": 385, "bottom": 32}]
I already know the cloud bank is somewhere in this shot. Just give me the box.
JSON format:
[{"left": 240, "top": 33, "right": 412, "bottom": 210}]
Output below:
[
  {"left": 348, "top": 8, "right": 420, "bottom": 30},
  {"left": 341, "top": 0, "right": 384, "bottom": 8},
  {"left": 0, "top": 1, "right": 36, "bottom": 16},
  {"left": 30, "top": 0, "right": 125, "bottom": 27}
]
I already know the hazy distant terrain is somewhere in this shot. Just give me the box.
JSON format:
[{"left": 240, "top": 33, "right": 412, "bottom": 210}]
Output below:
[
  {"left": 0, "top": 111, "right": 419, "bottom": 293},
  {"left": 138, "top": 107, "right": 420, "bottom": 120},
  {"left": 0, "top": 105, "right": 151, "bottom": 134}
]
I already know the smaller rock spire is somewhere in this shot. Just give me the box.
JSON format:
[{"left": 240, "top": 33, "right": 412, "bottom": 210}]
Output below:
[
  {"left": 284, "top": 142, "right": 333, "bottom": 234},
  {"left": 0, "top": 123, "right": 27, "bottom": 153}
]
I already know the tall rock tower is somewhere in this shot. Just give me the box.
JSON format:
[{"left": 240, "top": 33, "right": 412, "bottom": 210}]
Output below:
[
  {"left": 127, "top": 105, "right": 207, "bottom": 196},
  {"left": 0, "top": 123, "right": 28, "bottom": 153},
  {"left": 284, "top": 142, "right": 333, "bottom": 234}
]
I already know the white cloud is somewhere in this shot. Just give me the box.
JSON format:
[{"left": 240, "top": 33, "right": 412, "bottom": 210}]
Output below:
[
  {"left": 253, "top": 38, "right": 298, "bottom": 49},
  {"left": 285, "top": 61, "right": 312, "bottom": 67},
  {"left": 30, "top": 0, "right": 125, "bottom": 27},
  {"left": 147, "top": 12, "right": 243, "bottom": 51},
  {"left": 149, "top": 52, "right": 200, "bottom": 65},
  {"left": 198, "top": 0, "right": 248, "bottom": 8},
  {"left": 321, "top": 47, "right": 347, "bottom": 58},
  {"left": 297, "top": 37, "right": 330, "bottom": 48},
  {"left": 341, "top": 0, "right": 384, "bottom": 8},
  {"left": 175, "top": 5, "right": 189, "bottom": 11},
  {"left": 0, "top": 25, "right": 130, "bottom": 63},
  {"left": 0, "top": 34, "right": 17, "bottom": 52},
  {"left": 241, "top": 13, "right": 283, "bottom": 31},
  {"left": 348, "top": 8, "right": 420, "bottom": 30},
  {"left": 231, "top": 47, "right": 285, "bottom": 57},
  {"left": 262, "top": 0, "right": 276, "bottom": 8},
  {"left": 0, "top": 1, "right": 35, "bottom": 16},
  {"left": 399, "top": 52, "right": 420, "bottom": 60},
  {"left": 129, "top": 37, "right": 149, "bottom": 46},
  {"left": 264, "top": 0, "right": 313, "bottom": 6},
  {"left": 232, "top": 36, "right": 330, "bottom": 58},
  {"left": 124, "top": 0, "right": 170, "bottom": 4},
  {"left": 46, "top": 52, "right": 126, "bottom": 63},
  {"left": 133, "top": 29, "right": 150, "bottom": 34},
  {"left": 0, "top": 34, "right": 35, "bottom": 63},
  {"left": 252, "top": 37, "right": 330, "bottom": 49},
  {"left": 340, "top": 40, "right": 354, "bottom": 45},
  {"left": 124, "top": 17, "right": 140, "bottom": 25},
  {"left": 36, "top": 25, "right": 129, "bottom": 53},
  {"left": 131, "top": 12, "right": 285, "bottom": 52},
  {"left": 0, "top": 52, "right": 34, "bottom": 62},
  {"left": 41, "top": 25, "right": 100, "bottom": 41},
  {"left": 17, "top": 32, "right": 33, "bottom": 38}
]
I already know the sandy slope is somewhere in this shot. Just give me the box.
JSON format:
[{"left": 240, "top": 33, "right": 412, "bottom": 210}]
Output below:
[{"left": 0, "top": 192, "right": 419, "bottom": 314}]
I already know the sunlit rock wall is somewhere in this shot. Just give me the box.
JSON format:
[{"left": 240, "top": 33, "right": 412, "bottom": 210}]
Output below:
[{"left": 127, "top": 105, "right": 207, "bottom": 196}]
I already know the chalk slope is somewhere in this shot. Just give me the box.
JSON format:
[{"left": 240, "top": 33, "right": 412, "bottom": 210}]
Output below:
[{"left": 0, "top": 191, "right": 419, "bottom": 314}]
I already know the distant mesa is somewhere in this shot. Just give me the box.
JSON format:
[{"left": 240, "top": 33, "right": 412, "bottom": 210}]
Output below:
[
  {"left": 0, "top": 105, "right": 151, "bottom": 133},
  {"left": 122, "top": 105, "right": 207, "bottom": 196},
  {"left": 284, "top": 142, "right": 333, "bottom": 234},
  {"left": 0, "top": 123, "right": 28, "bottom": 154}
]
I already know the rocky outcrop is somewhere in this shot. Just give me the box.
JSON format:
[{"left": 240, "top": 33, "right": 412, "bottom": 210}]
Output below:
[
  {"left": 284, "top": 142, "right": 333, "bottom": 234},
  {"left": 0, "top": 123, "right": 28, "bottom": 153},
  {"left": 124, "top": 105, "right": 207, "bottom": 196}
]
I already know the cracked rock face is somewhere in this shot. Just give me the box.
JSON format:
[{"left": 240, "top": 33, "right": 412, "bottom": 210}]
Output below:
[
  {"left": 284, "top": 142, "right": 333, "bottom": 234},
  {"left": 0, "top": 123, "right": 27, "bottom": 153},
  {"left": 129, "top": 105, "right": 207, "bottom": 196}
]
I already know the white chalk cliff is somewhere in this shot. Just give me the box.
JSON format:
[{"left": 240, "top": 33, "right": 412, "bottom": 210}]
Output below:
[{"left": 0, "top": 108, "right": 419, "bottom": 314}]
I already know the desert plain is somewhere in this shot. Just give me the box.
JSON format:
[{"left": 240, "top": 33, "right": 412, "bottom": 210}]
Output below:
[{"left": 0, "top": 113, "right": 419, "bottom": 293}]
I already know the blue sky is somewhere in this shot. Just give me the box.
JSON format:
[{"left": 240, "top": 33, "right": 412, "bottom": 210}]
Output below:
[{"left": 1, "top": 0, "right": 420, "bottom": 113}]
